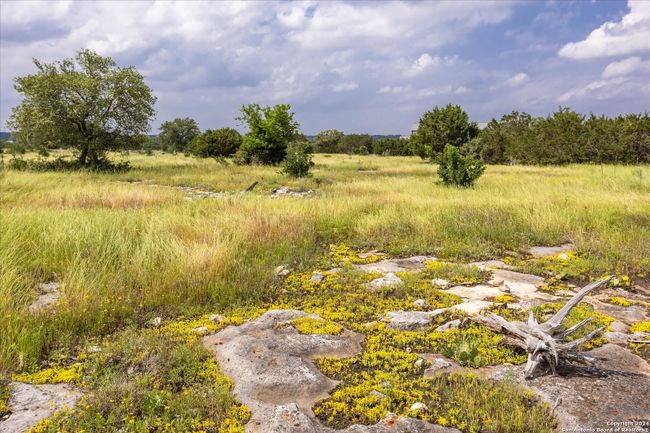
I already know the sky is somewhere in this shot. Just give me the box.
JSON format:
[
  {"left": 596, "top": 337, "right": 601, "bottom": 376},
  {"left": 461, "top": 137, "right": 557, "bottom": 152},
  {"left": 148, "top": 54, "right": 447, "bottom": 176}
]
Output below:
[{"left": 1, "top": 0, "right": 649, "bottom": 135}]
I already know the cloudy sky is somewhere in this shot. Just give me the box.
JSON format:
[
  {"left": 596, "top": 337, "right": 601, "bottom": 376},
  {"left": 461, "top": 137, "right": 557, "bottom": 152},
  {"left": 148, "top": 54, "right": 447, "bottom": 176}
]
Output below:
[{"left": 1, "top": 0, "right": 649, "bottom": 135}]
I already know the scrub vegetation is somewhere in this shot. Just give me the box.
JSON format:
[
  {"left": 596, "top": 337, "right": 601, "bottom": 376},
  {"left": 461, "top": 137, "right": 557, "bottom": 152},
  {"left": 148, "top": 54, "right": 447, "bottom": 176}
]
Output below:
[{"left": 1, "top": 152, "right": 649, "bottom": 432}]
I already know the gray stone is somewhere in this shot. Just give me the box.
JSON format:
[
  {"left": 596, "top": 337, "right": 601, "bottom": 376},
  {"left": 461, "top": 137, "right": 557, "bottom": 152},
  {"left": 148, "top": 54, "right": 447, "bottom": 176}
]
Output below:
[
  {"left": 431, "top": 278, "right": 451, "bottom": 288},
  {"left": 368, "top": 273, "right": 403, "bottom": 290},
  {"left": 435, "top": 319, "right": 461, "bottom": 332},
  {"left": 28, "top": 282, "right": 61, "bottom": 313},
  {"left": 469, "top": 260, "right": 510, "bottom": 270},
  {"left": 190, "top": 326, "right": 208, "bottom": 334},
  {"left": 271, "top": 187, "right": 314, "bottom": 198},
  {"left": 444, "top": 284, "right": 506, "bottom": 300},
  {"left": 450, "top": 300, "right": 493, "bottom": 315},
  {"left": 310, "top": 273, "right": 324, "bottom": 283},
  {"left": 609, "top": 321, "right": 629, "bottom": 333},
  {"left": 0, "top": 382, "right": 80, "bottom": 433},
  {"left": 409, "top": 402, "right": 427, "bottom": 412},
  {"left": 266, "top": 403, "right": 460, "bottom": 433},
  {"left": 385, "top": 309, "right": 447, "bottom": 331},
  {"left": 209, "top": 314, "right": 225, "bottom": 322},
  {"left": 529, "top": 244, "right": 574, "bottom": 258},
  {"left": 355, "top": 256, "right": 436, "bottom": 273},
  {"left": 603, "top": 331, "right": 628, "bottom": 345},
  {"left": 524, "top": 344, "right": 650, "bottom": 431},
  {"left": 202, "top": 310, "right": 363, "bottom": 433},
  {"left": 412, "top": 299, "right": 429, "bottom": 309},
  {"left": 489, "top": 269, "right": 556, "bottom": 306}
]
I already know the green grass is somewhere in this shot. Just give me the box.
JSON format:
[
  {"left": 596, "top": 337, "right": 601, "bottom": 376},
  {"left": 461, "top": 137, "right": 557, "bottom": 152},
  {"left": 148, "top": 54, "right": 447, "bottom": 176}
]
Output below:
[{"left": 1, "top": 152, "right": 649, "bottom": 375}]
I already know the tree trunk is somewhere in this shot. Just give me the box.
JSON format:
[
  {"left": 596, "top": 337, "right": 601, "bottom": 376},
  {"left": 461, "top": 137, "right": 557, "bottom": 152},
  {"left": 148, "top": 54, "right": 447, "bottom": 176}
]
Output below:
[{"left": 79, "top": 146, "right": 88, "bottom": 165}]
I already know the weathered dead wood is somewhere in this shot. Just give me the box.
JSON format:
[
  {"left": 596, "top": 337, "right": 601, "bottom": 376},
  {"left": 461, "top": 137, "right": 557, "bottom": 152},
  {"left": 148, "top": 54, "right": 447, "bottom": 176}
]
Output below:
[
  {"left": 245, "top": 181, "right": 259, "bottom": 192},
  {"left": 475, "top": 276, "right": 612, "bottom": 379}
]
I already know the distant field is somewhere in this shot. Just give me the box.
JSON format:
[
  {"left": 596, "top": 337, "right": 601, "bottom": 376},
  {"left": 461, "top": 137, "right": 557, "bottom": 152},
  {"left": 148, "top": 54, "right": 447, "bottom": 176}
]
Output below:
[{"left": 1, "top": 152, "right": 649, "bottom": 371}]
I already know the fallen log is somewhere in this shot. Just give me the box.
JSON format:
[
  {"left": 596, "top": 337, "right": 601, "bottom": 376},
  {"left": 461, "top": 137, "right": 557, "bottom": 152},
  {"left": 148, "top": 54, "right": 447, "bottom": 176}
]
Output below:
[{"left": 474, "top": 277, "right": 612, "bottom": 379}]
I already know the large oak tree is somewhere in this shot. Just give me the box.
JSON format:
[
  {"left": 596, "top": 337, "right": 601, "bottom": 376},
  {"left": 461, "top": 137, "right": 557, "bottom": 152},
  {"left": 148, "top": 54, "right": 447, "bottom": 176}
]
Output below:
[{"left": 8, "top": 49, "right": 156, "bottom": 167}]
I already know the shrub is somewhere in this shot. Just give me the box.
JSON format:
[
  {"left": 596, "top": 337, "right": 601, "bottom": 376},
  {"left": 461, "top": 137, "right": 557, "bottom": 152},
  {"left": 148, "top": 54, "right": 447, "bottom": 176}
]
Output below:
[
  {"left": 235, "top": 103, "right": 300, "bottom": 165},
  {"left": 190, "top": 127, "right": 242, "bottom": 159},
  {"left": 282, "top": 140, "right": 314, "bottom": 177},
  {"left": 411, "top": 104, "right": 479, "bottom": 160},
  {"left": 437, "top": 144, "right": 485, "bottom": 187}
]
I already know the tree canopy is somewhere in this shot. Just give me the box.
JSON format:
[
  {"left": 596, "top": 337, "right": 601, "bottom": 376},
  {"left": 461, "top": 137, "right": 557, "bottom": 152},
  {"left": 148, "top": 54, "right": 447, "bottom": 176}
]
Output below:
[
  {"left": 7, "top": 49, "right": 156, "bottom": 167},
  {"left": 157, "top": 117, "right": 200, "bottom": 153},
  {"left": 190, "top": 127, "right": 242, "bottom": 159},
  {"left": 411, "top": 104, "right": 478, "bottom": 160},
  {"left": 235, "top": 103, "right": 300, "bottom": 164}
]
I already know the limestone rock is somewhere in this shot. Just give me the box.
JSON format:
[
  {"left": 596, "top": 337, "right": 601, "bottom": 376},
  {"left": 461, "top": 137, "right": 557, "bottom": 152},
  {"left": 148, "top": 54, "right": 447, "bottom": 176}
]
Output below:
[
  {"left": 524, "top": 344, "right": 650, "bottom": 431},
  {"left": 355, "top": 256, "right": 436, "bottom": 273},
  {"left": 409, "top": 402, "right": 428, "bottom": 412},
  {"left": 28, "top": 282, "right": 61, "bottom": 313},
  {"left": 412, "top": 299, "right": 429, "bottom": 309},
  {"left": 431, "top": 278, "right": 451, "bottom": 288},
  {"left": 529, "top": 244, "right": 574, "bottom": 258},
  {"left": 310, "top": 272, "right": 324, "bottom": 283},
  {"left": 435, "top": 319, "right": 461, "bottom": 332},
  {"left": 190, "top": 326, "right": 208, "bottom": 334},
  {"left": 202, "top": 310, "right": 363, "bottom": 433},
  {"left": 385, "top": 309, "right": 447, "bottom": 331},
  {"left": 368, "top": 273, "right": 403, "bottom": 290},
  {"left": 271, "top": 187, "right": 314, "bottom": 198},
  {"left": 0, "top": 382, "right": 80, "bottom": 433}
]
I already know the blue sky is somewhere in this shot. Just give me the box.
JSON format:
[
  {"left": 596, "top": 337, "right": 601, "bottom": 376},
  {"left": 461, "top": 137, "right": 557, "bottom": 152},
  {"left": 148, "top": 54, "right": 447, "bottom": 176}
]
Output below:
[{"left": 1, "top": 0, "right": 649, "bottom": 135}]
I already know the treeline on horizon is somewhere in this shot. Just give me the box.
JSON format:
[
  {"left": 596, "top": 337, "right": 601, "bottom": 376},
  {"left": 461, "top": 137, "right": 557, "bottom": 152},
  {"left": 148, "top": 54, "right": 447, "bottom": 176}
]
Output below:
[{"left": 5, "top": 106, "right": 648, "bottom": 166}]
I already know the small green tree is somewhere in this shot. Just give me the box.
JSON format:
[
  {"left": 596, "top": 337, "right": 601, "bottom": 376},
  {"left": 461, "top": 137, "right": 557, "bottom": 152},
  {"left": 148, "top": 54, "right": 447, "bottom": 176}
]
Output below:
[
  {"left": 411, "top": 104, "right": 478, "bottom": 160},
  {"left": 190, "top": 127, "right": 242, "bottom": 159},
  {"left": 282, "top": 140, "right": 314, "bottom": 177},
  {"left": 157, "top": 117, "right": 200, "bottom": 153},
  {"left": 8, "top": 49, "right": 156, "bottom": 168},
  {"left": 437, "top": 144, "right": 485, "bottom": 187},
  {"left": 314, "top": 129, "right": 344, "bottom": 153},
  {"left": 235, "top": 103, "right": 300, "bottom": 164}
]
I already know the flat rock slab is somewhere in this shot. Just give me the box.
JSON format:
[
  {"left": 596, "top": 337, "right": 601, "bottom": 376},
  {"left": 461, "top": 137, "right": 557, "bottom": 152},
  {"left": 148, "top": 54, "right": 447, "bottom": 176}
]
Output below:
[
  {"left": 444, "top": 284, "right": 507, "bottom": 301},
  {"left": 523, "top": 344, "right": 650, "bottom": 431},
  {"left": 269, "top": 403, "right": 461, "bottom": 433},
  {"left": 0, "top": 382, "right": 80, "bottom": 433},
  {"left": 587, "top": 299, "right": 649, "bottom": 324},
  {"left": 203, "top": 310, "right": 364, "bottom": 433},
  {"left": 355, "top": 256, "right": 436, "bottom": 273},
  {"left": 529, "top": 244, "right": 574, "bottom": 258},
  {"left": 490, "top": 269, "right": 556, "bottom": 306},
  {"left": 385, "top": 309, "right": 447, "bottom": 331}
]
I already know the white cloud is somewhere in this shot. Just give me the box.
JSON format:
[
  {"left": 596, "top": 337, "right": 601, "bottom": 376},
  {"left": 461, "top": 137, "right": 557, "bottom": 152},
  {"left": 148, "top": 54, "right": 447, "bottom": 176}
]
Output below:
[
  {"left": 505, "top": 72, "right": 529, "bottom": 86},
  {"left": 557, "top": 77, "right": 628, "bottom": 102},
  {"left": 559, "top": 0, "right": 650, "bottom": 59},
  {"left": 331, "top": 82, "right": 358, "bottom": 93},
  {"left": 454, "top": 86, "right": 469, "bottom": 94},
  {"left": 378, "top": 85, "right": 410, "bottom": 94},
  {"left": 602, "top": 56, "right": 650, "bottom": 77},
  {"left": 404, "top": 54, "right": 458, "bottom": 77}
]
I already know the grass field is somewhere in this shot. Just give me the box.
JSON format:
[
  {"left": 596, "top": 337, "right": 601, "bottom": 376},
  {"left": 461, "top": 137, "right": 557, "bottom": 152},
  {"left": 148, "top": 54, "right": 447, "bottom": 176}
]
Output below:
[{"left": 1, "top": 151, "right": 649, "bottom": 376}]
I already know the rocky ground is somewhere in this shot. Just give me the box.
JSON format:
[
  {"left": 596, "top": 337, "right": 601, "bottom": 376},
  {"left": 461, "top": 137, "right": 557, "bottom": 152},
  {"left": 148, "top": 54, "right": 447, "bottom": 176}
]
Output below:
[{"left": 4, "top": 244, "right": 650, "bottom": 433}]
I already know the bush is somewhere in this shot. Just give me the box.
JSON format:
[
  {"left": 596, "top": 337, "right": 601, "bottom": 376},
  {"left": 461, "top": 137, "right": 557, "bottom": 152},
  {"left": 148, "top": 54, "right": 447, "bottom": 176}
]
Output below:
[
  {"left": 235, "top": 103, "right": 300, "bottom": 165},
  {"left": 282, "top": 140, "right": 314, "bottom": 177},
  {"left": 437, "top": 144, "right": 485, "bottom": 187},
  {"left": 411, "top": 104, "right": 479, "bottom": 160},
  {"left": 190, "top": 127, "right": 242, "bottom": 159}
]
